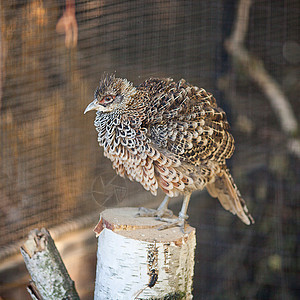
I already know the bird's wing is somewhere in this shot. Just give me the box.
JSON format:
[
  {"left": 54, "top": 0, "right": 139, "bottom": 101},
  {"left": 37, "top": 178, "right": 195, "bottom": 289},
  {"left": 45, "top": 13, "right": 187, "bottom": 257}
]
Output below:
[{"left": 140, "top": 78, "right": 235, "bottom": 166}]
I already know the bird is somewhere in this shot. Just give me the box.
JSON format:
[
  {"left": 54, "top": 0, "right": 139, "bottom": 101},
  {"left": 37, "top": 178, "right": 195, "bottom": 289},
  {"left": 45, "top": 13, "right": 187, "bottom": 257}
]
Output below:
[{"left": 84, "top": 74, "right": 254, "bottom": 231}]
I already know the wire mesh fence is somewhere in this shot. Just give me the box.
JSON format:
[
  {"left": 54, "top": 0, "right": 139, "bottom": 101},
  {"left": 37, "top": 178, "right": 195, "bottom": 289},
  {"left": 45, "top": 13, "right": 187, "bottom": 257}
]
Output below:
[{"left": 0, "top": 0, "right": 299, "bottom": 299}]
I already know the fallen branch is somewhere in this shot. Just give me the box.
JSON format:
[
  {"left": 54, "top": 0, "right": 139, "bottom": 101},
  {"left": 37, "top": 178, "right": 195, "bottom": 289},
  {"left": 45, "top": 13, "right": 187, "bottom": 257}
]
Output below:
[
  {"left": 20, "top": 228, "right": 80, "bottom": 300},
  {"left": 225, "top": 0, "right": 299, "bottom": 156}
]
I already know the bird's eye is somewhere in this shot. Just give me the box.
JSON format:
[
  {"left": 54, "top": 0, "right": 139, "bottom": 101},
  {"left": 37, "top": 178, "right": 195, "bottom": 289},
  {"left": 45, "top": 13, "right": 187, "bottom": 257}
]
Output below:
[{"left": 102, "top": 95, "right": 115, "bottom": 103}]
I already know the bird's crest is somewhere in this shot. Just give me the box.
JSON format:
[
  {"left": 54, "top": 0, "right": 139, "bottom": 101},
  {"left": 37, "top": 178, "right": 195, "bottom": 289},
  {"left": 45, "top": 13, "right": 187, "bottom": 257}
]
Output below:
[{"left": 95, "top": 74, "right": 135, "bottom": 100}]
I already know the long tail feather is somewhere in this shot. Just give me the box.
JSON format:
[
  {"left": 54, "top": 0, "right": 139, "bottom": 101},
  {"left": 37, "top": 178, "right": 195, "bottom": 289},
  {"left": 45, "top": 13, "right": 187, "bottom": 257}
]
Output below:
[{"left": 206, "top": 168, "right": 254, "bottom": 225}]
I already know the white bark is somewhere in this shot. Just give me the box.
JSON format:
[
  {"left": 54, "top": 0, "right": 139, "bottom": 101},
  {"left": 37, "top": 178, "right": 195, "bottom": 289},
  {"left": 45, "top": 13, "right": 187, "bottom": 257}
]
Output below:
[
  {"left": 94, "top": 207, "right": 196, "bottom": 300},
  {"left": 20, "top": 228, "right": 80, "bottom": 300}
]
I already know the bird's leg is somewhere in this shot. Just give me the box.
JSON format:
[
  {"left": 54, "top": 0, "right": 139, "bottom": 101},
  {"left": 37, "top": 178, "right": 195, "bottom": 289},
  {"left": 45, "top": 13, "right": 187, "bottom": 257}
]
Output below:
[
  {"left": 136, "top": 195, "right": 173, "bottom": 218},
  {"left": 157, "top": 193, "right": 191, "bottom": 232}
]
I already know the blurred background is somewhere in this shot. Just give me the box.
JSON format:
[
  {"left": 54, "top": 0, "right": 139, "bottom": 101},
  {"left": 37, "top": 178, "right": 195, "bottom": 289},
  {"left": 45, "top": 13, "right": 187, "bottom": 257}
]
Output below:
[{"left": 0, "top": 0, "right": 299, "bottom": 299}]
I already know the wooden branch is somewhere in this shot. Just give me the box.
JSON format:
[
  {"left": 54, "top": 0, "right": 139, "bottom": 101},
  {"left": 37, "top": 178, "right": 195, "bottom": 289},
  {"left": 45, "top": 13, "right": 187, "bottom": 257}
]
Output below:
[
  {"left": 230, "top": 0, "right": 251, "bottom": 45},
  {"left": 225, "top": 0, "right": 299, "bottom": 156},
  {"left": 94, "top": 207, "right": 196, "bottom": 299},
  {"left": 20, "top": 228, "right": 80, "bottom": 300}
]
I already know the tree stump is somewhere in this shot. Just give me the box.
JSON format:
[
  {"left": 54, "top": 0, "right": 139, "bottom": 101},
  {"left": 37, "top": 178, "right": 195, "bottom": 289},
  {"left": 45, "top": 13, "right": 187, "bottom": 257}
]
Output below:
[{"left": 93, "top": 207, "right": 196, "bottom": 299}]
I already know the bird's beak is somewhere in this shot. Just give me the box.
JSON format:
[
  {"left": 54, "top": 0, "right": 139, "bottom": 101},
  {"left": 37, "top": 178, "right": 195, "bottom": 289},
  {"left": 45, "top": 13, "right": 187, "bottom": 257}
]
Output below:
[{"left": 84, "top": 99, "right": 99, "bottom": 114}]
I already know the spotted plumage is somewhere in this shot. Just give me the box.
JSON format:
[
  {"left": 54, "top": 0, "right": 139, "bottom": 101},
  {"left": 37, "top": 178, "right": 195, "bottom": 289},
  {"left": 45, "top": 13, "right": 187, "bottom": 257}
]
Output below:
[{"left": 84, "top": 74, "right": 254, "bottom": 230}]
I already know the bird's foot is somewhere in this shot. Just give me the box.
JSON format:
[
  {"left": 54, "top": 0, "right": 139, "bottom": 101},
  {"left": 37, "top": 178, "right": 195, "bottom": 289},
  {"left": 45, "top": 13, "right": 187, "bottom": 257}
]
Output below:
[
  {"left": 157, "top": 212, "right": 189, "bottom": 233},
  {"left": 135, "top": 207, "right": 173, "bottom": 218}
]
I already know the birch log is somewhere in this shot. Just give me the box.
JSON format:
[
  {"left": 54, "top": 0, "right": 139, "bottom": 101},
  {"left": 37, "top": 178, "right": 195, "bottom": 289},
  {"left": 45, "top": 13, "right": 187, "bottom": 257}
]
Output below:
[
  {"left": 93, "top": 207, "right": 196, "bottom": 300},
  {"left": 20, "top": 228, "right": 80, "bottom": 300}
]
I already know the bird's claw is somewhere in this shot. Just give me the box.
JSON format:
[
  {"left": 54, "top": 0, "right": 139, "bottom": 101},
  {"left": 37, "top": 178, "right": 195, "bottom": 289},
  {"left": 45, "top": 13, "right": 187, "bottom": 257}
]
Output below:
[
  {"left": 156, "top": 217, "right": 187, "bottom": 233},
  {"left": 135, "top": 207, "right": 173, "bottom": 218}
]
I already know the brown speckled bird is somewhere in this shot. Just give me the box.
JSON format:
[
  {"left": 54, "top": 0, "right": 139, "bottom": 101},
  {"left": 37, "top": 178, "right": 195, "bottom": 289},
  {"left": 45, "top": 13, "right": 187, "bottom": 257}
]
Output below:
[{"left": 84, "top": 74, "right": 254, "bottom": 231}]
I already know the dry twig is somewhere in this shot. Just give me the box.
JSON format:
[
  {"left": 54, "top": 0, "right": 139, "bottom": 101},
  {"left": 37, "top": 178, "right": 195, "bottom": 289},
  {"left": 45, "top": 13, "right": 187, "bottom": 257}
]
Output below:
[{"left": 225, "top": 0, "right": 299, "bottom": 157}]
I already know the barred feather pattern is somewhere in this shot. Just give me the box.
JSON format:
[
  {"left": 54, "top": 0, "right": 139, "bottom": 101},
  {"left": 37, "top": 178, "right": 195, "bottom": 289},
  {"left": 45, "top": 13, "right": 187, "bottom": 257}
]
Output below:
[{"left": 90, "top": 75, "right": 254, "bottom": 224}]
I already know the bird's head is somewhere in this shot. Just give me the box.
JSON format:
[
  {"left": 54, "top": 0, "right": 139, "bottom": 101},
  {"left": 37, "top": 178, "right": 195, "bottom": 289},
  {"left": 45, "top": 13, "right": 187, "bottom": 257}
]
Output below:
[{"left": 84, "top": 74, "right": 137, "bottom": 114}]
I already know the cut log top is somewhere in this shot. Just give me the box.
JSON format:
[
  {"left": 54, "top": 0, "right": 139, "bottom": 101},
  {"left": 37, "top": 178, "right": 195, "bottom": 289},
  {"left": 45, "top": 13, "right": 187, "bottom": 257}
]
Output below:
[{"left": 94, "top": 207, "right": 195, "bottom": 244}]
